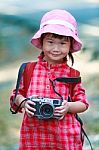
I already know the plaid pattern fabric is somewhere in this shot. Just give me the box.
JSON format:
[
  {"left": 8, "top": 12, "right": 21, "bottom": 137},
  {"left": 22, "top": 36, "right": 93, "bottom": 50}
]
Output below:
[{"left": 10, "top": 59, "right": 89, "bottom": 150}]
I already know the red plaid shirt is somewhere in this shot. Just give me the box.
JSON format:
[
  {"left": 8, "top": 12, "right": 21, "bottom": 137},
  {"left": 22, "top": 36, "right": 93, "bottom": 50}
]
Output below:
[{"left": 10, "top": 58, "right": 89, "bottom": 150}]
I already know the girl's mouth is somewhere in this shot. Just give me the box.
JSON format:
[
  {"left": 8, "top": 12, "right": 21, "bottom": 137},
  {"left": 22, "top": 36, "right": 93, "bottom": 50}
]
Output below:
[{"left": 51, "top": 53, "right": 61, "bottom": 57}]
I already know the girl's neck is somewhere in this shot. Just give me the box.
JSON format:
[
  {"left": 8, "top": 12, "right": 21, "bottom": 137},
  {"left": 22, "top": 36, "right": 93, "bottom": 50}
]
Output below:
[{"left": 43, "top": 56, "right": 65, "bottom": 65}]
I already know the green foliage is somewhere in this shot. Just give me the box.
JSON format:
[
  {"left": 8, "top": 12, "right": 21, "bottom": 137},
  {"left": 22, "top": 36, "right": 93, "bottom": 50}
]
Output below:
[
  {"left": 0, "top": 88, "right": 21, "bottom": 147},
  {"left": 87, "top": 121, "right": 99, "bottom": 133}
]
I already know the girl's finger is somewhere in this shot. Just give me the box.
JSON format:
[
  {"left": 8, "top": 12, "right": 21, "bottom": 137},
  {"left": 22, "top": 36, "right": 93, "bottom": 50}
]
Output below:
[{"left": 25, "top": 108, "right": 35, "bottom": 117}]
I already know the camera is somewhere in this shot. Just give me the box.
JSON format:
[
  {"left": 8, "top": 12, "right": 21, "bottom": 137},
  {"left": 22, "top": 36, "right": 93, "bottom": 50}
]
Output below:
[{"left": 29, "top": 96, "right": 62, "bottom": 119}]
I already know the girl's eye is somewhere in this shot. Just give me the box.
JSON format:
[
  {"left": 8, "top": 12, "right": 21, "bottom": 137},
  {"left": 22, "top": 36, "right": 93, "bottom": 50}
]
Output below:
[
  {"left": 48, "top": 40, "right": 53, "bottom": 44},
  {"left": 61, "top": 42, "right": 66, "bottom": 45}
]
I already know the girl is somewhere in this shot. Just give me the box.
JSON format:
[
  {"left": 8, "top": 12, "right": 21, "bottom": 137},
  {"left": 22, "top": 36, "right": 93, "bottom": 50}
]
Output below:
[{"left": 10, "top": 9, "right": 89, "bottom": 150}]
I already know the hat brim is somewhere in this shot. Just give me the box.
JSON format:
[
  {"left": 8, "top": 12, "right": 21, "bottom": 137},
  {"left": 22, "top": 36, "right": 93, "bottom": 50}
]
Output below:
[{"left": 31, "top": 24, "right": 82, "bottom": 53}]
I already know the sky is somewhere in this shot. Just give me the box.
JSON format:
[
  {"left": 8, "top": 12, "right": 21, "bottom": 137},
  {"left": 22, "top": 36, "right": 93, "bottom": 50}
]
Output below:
[{"left": 0, "top": 0, "right": 99, "bottom": 15}]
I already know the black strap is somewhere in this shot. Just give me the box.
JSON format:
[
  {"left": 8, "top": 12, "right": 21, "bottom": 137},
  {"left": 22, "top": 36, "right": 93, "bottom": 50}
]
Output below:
[
  {"left": 49, "top": 79, "right": 63, "bottom": 101},
  {"left": 10, "top": 63, "right": 27, "bottom": 114},
  {"left": 68, "top": 96, "right": 93, "bottom": 150},
  {"left": 11, "top": 98, "right": 28, "bottom": 114},
  {"left": 54, "top": 77, "right": 93, "bottom": 150},
  {"left": 54, "top": 77, "right": 81, "bottom": 83},
  {"left": 81, "top": 127, "right": 93, "bottom": 150}
]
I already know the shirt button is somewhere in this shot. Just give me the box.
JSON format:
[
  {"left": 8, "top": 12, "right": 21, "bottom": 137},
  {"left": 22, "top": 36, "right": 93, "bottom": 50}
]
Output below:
[{"left": 46, "top": 85, "right": 50, "bottom": 89}]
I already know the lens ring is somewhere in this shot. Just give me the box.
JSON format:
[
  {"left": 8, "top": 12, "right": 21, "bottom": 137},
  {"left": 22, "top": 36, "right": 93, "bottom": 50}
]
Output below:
[{"left": 40, "top": 103, "right": 54, "bottom": 119}]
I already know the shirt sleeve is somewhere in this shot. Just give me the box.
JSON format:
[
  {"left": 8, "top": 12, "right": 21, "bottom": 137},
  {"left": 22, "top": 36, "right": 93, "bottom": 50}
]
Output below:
[{"left": 70, "top": 82, "right": 89, "bottom": 109}]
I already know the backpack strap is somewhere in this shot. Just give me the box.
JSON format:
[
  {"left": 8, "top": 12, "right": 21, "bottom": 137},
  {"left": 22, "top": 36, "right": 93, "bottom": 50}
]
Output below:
[
  {"left": 69, "top": 67, "right": 81, "bottom": 97},
  {"left": 70, "top": 67, "right": 80, "bottom": 77},
  {"left": 10, "top": 62, "right": 37, "bottom": 114},
  {"left": 23, "top": 62, "right": 37, "bottom": 96}
]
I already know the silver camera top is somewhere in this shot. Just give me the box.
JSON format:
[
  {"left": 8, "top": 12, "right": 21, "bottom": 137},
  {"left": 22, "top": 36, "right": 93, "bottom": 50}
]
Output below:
[{"left": 29, "top": 95, "right": 61, "bottom": 105}]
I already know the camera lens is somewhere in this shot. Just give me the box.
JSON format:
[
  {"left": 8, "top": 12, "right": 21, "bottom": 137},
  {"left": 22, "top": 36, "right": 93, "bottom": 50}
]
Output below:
[{"left": 40, "top": 103, "right": 54, "bottom": 119}]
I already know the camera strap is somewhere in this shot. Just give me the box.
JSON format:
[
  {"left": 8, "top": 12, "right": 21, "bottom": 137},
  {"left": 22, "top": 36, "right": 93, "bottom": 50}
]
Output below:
[
  {"left": 54, "top": 76, "right": 81, "bottom": 83},
  {"left": 52, "top": 76, "right": 93, "bottom": 150},
  {"left": 10, "top": 63, "right": 28, "bottom": 113},
  {"left": 69, "top": 84, "right": 93, "bottom": 150},
  {"left": 11, "top": 63, "right": 27, "bottom": 105}
]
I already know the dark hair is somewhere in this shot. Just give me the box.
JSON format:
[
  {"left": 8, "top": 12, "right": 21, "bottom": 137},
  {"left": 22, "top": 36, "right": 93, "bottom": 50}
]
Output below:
[{"left": 40, "top": 33, "right": 74, "bottom": 65}]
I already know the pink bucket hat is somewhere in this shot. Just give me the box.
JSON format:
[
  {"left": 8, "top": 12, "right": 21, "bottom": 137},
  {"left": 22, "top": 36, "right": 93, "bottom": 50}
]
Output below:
[{"left": 31, "top": 9, "right": 82, "bottom": 53}]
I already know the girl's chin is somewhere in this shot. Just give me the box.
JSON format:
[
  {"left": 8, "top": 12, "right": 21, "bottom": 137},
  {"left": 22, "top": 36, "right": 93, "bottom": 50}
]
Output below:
[
  {"left": 51, "top": 54, "right": 62, "bottom": 58},
  {"left": 44, "top": 56, "right": 65, "bottom": 64},
  {"left": 51, "top": 56, "right": 64, "bottom": 61},
  {"left": 48, "top": 58, "right": 64, "bottom": 64}
]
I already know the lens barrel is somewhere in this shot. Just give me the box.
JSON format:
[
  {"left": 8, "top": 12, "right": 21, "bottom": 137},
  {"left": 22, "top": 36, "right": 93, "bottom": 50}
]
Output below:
[{"left": 40, "top": 103, "right": 54, "bottom": 119}]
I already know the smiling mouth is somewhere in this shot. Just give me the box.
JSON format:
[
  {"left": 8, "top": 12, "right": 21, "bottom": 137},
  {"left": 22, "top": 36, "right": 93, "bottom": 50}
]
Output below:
[{"left": 51, "top": 53, "right": 61, "bottom": 56}]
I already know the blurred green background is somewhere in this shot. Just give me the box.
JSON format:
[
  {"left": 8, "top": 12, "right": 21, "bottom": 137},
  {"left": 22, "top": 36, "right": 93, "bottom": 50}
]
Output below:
[{"left": 0, "top": 0, "right": 99, "bottom": 149}]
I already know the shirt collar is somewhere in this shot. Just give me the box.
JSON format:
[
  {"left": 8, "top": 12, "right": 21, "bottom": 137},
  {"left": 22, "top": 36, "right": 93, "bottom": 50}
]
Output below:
[{"left": 38, "top": 55, "right": 69, "bottom": 69}]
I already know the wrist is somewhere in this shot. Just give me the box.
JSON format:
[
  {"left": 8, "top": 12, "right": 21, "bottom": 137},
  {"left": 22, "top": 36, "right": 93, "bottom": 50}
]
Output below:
[
  {"left": 21, "top": 99, "right": 27, "bottom": 108},
  {"left": 16, "top": 95, "right": 26, "bottom": 107},
  {"left": 67, "top": 102, "right": 71, "bottom": 113}
]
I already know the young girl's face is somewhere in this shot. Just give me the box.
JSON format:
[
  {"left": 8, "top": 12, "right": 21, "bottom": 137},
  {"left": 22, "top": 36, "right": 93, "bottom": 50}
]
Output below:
[{"left": 42, "top": 33, "right": 71, "bottom": 64}]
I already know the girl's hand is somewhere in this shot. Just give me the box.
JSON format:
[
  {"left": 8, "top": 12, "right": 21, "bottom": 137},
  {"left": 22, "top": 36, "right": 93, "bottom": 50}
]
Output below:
[
  {"left": 54, "top": 100, "right": 69, "bottom": 120},
  {"left": 24, "top": 100, "right": 36, "bottom": 117}
]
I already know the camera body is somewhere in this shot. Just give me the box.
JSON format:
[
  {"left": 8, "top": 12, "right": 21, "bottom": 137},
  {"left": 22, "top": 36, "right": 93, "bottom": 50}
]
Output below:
[{"left": 29, "top": 96, "right": 62, "bottom": 119}]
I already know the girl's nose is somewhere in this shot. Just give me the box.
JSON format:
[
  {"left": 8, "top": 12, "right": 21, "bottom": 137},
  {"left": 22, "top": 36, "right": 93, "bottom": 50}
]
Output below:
[{"left": 52, "top": 44, "right": 59, "bottom": 51}]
